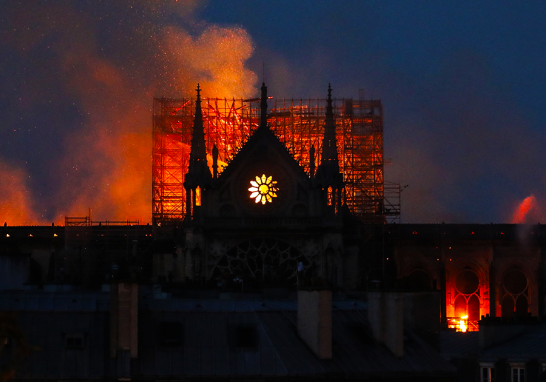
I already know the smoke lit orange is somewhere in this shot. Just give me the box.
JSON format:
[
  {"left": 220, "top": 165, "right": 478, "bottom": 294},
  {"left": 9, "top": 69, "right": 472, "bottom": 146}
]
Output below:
[
  {"left": 0, "top": 161, "right": 46, "bottom": 226},
  {"left": 1, "top": 2, "right": 257, "bottom": 226}
]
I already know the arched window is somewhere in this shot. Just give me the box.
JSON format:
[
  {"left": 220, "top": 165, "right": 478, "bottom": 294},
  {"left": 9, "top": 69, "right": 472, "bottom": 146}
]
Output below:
[
  {"left": 501, "top": 268, "right": 528, "bottom": 317},
  {"left": 449, "top": 268, "right": 481, "bottom": 331},
  {"left": 209, "top": 238, "right": 307, "bottom": 285}
]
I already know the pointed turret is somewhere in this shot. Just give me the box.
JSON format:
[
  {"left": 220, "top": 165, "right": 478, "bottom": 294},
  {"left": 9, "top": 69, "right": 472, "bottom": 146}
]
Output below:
[
  {"left": 316, "top": 84, "right": 341, "bottom": 180},
  {"left": 260, "top": 82, "right": 268, "bottom": 129},
  {"left": 184, "top": 84, "right": 212, "bottom": 221},
  {"left": 315, "top": 84, "right": 343, "bottom": 215},
  {"left": 187, "top": 84, "right": 210, "bottom": 177},
  {"left": 321, "top": 84, "right": 339, "bottom": 166}
]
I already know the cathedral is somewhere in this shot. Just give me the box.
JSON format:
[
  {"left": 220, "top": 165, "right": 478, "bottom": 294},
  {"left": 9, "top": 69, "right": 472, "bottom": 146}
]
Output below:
[
  {"left": 179, "top": 83, "right": 357, "bottom": 289},
  {"left": 4, "top": 83, "right": 546, "bottom": 381}
]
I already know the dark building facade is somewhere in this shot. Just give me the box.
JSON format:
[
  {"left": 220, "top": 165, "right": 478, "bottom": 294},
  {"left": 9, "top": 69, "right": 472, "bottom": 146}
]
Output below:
[
  {"left": 179, "top": 83, "right": 354, "bottom": 291},
  {"left": 2, "top": 84, "right": 546, "bottom": 381},
  {"left": 393, "top": 224, "right": 545, "bottom": 331}
]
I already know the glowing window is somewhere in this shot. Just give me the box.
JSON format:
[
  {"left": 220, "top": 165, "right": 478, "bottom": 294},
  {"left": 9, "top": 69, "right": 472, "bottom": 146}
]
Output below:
[
  {"left": 249, "top": 174, "right": 278, "bottom": 205},
  {"left": 195, "top": 186, "right": 201, "bottom": 207}
]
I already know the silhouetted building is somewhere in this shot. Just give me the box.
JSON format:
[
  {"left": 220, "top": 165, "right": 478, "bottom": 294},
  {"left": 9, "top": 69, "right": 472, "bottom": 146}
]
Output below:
[{"left": 3, "top": 84, "right": 546, "bottom": 381}]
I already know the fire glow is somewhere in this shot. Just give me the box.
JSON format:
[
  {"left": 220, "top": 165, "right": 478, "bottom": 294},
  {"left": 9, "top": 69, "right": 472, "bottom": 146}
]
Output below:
[
  {"left": 1, "top": 1, "right": 257, "bottom": 226},
  {"left": 512, "top": 195, "right": 537, "bottom": 224},
  {"left": 447, "top": 315, "right": 472, "bottom": 333},
  {"left": 152, "top": 96, "right": 385, "bottom": 223}
]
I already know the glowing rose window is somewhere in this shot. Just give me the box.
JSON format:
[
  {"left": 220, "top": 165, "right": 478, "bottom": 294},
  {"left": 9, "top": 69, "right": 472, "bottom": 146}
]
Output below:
[{"left": 249, "top": 175, "right": 278, "bottom": 205}]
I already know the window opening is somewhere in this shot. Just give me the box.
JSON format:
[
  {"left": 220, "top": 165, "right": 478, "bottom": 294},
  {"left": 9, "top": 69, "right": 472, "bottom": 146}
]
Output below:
[
  {"left": 481, "top": 364, "right": 495, "bottom": 382},
  {"left": 448, "top": 269, "right": 480, "bottom": 332},
  {"left": 195, "top": 186, "right": 201, "bottom": 206},
  {"left": 502, "top": 269, "right": 529, "bottom": 318}
]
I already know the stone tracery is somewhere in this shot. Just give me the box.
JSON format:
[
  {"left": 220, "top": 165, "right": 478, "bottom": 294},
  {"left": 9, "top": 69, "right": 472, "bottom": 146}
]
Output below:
[{"left": 208, "top": 238, "right": 319, "bottom": 282}]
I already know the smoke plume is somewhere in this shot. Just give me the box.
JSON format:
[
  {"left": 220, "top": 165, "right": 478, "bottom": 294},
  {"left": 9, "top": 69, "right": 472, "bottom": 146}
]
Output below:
[
  {"left": 0, "top": 1, "right": 257, "bottom": 225},
  {"left": 0, "top": 161, "right": 44, "bottom": 226},
  {"left": 511, "top": 195, "right": 543, "bottom": 224}
]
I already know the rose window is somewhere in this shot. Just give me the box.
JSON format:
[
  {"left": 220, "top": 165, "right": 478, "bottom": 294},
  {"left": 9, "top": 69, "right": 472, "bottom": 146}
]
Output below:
[{"left": 249, "top": 174, "right": 278, "bottom": 204}]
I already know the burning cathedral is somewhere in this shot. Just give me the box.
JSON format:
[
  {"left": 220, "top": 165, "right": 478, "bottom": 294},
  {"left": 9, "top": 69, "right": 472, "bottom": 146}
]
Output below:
[
  {"left": 179, "top": 83, "right": 351, "bottom": 288},
  {"left": 3, "top": 82, "right": 546, "bottom": 381}
]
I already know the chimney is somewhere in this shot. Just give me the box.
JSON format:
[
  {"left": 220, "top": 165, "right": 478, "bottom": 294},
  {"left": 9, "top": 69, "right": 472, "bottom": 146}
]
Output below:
[
  {"left": 110, "top": 283, "right": 138, "bottom": 377},
  {"left": 297, "top": 288, "right": 332, "bottom": 359},
  {"left": 368, "top": 292, "right": 404, "bottom": 357}
]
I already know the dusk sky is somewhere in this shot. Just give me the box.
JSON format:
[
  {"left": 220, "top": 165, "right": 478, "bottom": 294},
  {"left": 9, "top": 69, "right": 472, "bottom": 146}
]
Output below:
[{"left": 1, "top": 0, "right": 546, "bottom": 224}]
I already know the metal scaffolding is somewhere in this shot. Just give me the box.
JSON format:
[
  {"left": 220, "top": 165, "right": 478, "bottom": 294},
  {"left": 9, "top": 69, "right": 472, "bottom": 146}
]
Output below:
[{"left": 152, "top": 97, "right": 392, "bottom": 224}]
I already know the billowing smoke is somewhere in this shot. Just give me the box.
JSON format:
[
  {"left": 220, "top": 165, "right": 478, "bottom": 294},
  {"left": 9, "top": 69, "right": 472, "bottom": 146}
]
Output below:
[
  {"left": 163, "top": 26, "right": 257, "bottom": 98},
  {"left": 0, "top": 161, "right": 45, "bottom": 226},
  {"left": 0, "top": 1, "right": 257, "bottom": 225}
]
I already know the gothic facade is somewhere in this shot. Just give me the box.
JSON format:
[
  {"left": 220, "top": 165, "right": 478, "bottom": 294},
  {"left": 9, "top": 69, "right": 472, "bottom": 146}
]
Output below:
[{"left": 178, "top": 83, "right": 358, "bottom": 289}]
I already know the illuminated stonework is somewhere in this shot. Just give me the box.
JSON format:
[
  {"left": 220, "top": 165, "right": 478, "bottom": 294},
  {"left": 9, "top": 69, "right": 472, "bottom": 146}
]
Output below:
[{"left": 249, "top": 174, "right": 278, "bottom": 205}]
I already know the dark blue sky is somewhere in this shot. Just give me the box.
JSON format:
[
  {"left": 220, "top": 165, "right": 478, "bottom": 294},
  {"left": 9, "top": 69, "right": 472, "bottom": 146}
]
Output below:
[
  {"left": 1, "top": 0, "right": 546, "bottom": 224},
  {"left": 200, "top": 1, "right": 546, "bottom": 223}
]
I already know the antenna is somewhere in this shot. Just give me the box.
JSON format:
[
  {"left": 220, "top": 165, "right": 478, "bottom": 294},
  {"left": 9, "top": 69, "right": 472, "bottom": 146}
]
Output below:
[{"left": 262, "top": 62, "right": 265, "bottom": 83}]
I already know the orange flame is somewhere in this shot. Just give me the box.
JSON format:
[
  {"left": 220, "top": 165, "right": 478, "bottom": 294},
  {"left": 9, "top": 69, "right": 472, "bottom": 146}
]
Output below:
[{"left": 459, "top": 315, "right": 468, "bottom": 333}]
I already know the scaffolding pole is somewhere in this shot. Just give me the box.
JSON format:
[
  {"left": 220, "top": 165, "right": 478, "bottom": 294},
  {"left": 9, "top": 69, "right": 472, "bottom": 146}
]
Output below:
[{"left": 152, "top": 97, "right": 391, "bottom": 224}]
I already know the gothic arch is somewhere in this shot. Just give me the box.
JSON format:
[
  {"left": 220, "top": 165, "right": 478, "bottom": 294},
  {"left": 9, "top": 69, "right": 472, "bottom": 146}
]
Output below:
[
  {"left": 497, "top": 265, "right": 532, "bottom": 317},
  {"left": 446, "top": 262, "right": 488, "bottom": 327},
  {"left": 495, "top": 261, "right": 534, "bottom": 288},
  {"left": 446, "top": 259, "right": 488, "bottom": 285},
  {"left": 208, "top": 238, "right": 311, "bottom": 284}
]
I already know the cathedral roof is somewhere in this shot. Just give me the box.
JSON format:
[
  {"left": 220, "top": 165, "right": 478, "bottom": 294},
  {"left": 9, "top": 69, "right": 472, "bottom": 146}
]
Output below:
[{"left": 217, "top": 83, "right": 308, "bottom": 183}]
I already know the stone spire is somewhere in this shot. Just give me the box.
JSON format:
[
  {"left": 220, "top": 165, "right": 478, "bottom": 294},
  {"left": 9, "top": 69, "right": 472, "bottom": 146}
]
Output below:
[
  {"left": 315, "top": 84, "right": 343, "bottom": 215},
  {"left": 186, "top": 84, "right": 212, "bottom": 184},
  {"left": 260, "top": 82, "right": 268, "bottom": 129},
  {"left": 321, "top": 84, "right": 339, "bottom": 166}
]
